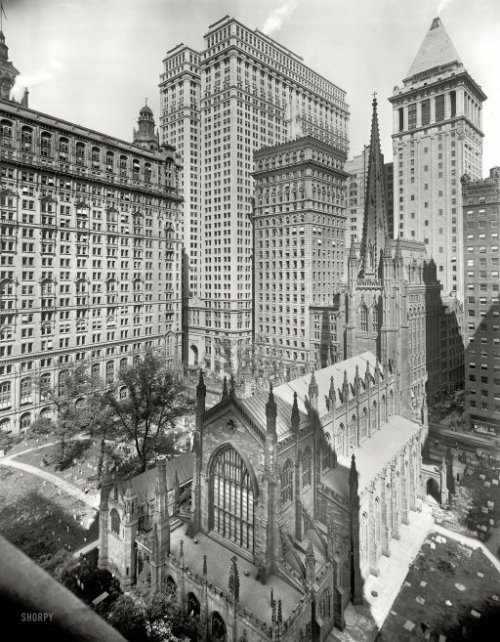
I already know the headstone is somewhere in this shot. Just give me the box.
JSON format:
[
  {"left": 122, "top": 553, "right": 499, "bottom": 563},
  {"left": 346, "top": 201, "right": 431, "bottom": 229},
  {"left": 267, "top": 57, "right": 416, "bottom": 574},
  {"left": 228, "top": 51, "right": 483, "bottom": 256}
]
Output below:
[
  {"left": 420, "top": 581, "right": 427, "bottom": 587},
  {"left": 404, "top": 581, "right": 412, "bottom": 587},
  {"left": 436, "top": 535, "right": 447, "bottom": 544},
  {"left": 455, "top": 583, "right": 466, "bottom": 592},
  {"left": 403, "top": 621, "right": 415, "bottom": 631},
  {"left": 416, "top": 596, "right": 425, "bottom": 605},
  {"left": 445, "top": 600, "right": 452, "bottom": 606},
  {"left": 477, "top": 572, "right": 484, "bottom": 578},
  {"left": 471, "top": 610, "right": 481, "bottom": 618},
  {"left": 430, "top": 542, "right": 436, "bottom": 549}
]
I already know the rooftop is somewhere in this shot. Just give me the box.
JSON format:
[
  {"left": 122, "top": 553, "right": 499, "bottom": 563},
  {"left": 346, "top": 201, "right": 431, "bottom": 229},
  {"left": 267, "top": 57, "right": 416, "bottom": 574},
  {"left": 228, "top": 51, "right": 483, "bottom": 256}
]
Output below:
[{"left": 406, "top": 17, "right": 461, "bottom": 79}]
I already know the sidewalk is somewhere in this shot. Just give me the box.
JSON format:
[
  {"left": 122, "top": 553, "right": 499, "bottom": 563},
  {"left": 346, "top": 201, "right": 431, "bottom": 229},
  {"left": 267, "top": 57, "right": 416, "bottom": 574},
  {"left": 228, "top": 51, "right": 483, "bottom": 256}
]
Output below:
[
  {"left": 73, "top": 538, "right": 100, "bottom": 559},
  {"left": 0, "top": 458, "right": 100, "bottom": 509}
]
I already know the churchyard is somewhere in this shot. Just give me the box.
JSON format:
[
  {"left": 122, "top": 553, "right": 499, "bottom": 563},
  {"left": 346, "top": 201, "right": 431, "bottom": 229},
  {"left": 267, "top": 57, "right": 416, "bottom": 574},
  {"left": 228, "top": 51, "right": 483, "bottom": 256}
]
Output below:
[{"left": 377, "top": 532, "right": 500, "bottom": 641}]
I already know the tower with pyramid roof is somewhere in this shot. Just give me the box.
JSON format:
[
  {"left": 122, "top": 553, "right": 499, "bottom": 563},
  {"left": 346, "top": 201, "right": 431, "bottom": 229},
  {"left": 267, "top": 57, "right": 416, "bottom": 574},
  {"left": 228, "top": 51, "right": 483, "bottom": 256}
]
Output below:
[
  {"left": 344, "top": 96, "right": 441, "bottom": 420},
  {"left": 390, "top": 16, "right": 486, "bottom": 301}
]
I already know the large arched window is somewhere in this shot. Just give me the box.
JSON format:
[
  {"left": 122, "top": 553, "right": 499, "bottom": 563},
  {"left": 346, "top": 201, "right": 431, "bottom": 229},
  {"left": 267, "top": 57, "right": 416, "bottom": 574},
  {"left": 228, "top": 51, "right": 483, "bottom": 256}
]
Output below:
[
  {"left": 20, "top": 413, "right": 31, "bottom": 431},
  {"left": 322, "top": 432, "right": 333, "bottom": 471},
  {"left": 280, "top": 459, "right": 293, "bottom": 505},
  {"left": 360, "top": 407, "right": 368, "bottom": 441},
  {"left": 0, "top": 381, "right": 11, "bottom": 409},
  {"left": 110, "top": 508, "right": 120, "bottom": 535},
  {"left": 319, "top": 588, "right": 331, "bottom": 620},
  {"left": 210, "top": 612, "right": 227, "bottom": 642},
  {"left": 20, "top": 378, "right": 32, "bottom": 404},
  {"left": 302, "top": 446, "right": 312, "bottom": 487},
  {"left": 210, "top": 446, "right": 255, "bottom": 551},
  {"left": 338, "top": 423, "right": 346, "bottom": 458},
  {"left": 372, "top": 305, "right": 379, "bottom": 332},
  {"left": 360, "top": 305, "right": 368, "bottom": 332}
]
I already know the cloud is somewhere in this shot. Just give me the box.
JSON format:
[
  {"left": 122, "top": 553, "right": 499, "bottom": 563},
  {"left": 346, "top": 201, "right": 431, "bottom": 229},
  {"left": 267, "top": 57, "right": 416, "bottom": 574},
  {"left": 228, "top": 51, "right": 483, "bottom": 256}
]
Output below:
[
  {"left": 437, "top": 0, "right": 454, "bottom": 15},
  {"left": 262, "top": 0, "right": 298, "bottom": 36},
  {"left": 10, "top": 58, "right": 67, "bottom": 102}
]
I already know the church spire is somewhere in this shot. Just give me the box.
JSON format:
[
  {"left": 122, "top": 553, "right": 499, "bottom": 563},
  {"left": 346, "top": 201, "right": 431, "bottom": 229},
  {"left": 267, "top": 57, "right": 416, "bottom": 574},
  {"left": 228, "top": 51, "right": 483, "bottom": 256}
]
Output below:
[{"left": 359, "top": 94, "right": 388, "bottom": 278}]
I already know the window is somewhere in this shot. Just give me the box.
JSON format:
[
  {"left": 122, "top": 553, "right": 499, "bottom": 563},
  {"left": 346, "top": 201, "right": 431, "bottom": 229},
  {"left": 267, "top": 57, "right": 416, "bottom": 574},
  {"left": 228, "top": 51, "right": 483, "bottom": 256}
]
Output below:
[
  {"left": 20, "top": 413, "right": 31, "bottom": 431},
  {"left": 360, "top": 305, "right": 368, "bottom": 332},
  {"left": 302, "top": 446, "right": 311, "bottom": 486},
  {"left": 319, "top": 588, "right": 331, "bottom": 620},
  {"left": 0, "top": 381, "right": 11, "bottom": 409},
  {"left": 280, "top": 459, "right": 293, "bottom": 505},
  {"left": 110, "top": 508, "right": 120, "bottom": 535},
  {"left": 372, "top": 305, "right": 379, "bottom": 332},
  {"left": 20, "top": 378, "right": 32, "bottom": 404},
  {"left": 435, "top": 94, "right": 445, "bottom": 122},
  {"left": 211, "top": 446, "right": 255, "bottom": 551}
]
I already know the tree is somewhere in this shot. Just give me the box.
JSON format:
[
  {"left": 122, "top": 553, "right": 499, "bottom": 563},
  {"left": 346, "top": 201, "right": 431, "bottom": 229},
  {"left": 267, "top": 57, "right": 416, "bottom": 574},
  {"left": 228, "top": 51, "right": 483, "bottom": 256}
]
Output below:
[
  {"left": 107, "top": 594, "right": 148, "bottom": 642},
  {"left": 106, "top": 351, "right": 192, "bottom": 473}
]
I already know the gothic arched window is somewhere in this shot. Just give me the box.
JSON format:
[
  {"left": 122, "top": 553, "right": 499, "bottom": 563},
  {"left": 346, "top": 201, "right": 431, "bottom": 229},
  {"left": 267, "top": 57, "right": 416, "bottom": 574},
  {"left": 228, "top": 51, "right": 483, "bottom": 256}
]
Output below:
[
  {"left": 360, "top": 407, "right": 368, "bottom": 440},
  {"left": 372, "top": 305, "right": 379, "bottom": 332},
  {"left": 319, "top": 588, "right": 331, "bottom": 620},
  {"left": 360, "top": 305, "right": 368, "bottom": 332},
  {"left": 302, "top": 446, "right": 312, "bottom": 487},
  {"left": 280, "top": 459, "right": 293, "bottom": 505},
  {"left": 110, "top": 508, "right": 120, "bottom": 535},
  {"left": 322, "top": 432, "right": 333, "bottom": 471},
  {"left": 210, "top": 446, "right": 255, "bottom": 551}
]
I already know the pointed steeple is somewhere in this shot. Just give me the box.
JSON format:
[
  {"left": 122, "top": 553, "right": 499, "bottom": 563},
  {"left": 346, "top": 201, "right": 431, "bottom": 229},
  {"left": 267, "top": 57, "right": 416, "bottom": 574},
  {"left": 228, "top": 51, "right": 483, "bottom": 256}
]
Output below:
[
  {"left": 290, "top": 390, "right": 300, "bottom": 432},
  {"left": 265, "top": 383, "right": 277, "bottom": 437},
  {"left": 308, "top": 369, "right": 318, "bottom": 399},
  {"left": 359, "top": 94, "right": 388, "bottom": 278},
  {"left": 406, "top": 17, "right": 461, "bottom": 79},
  {"left": 221, "top": 376, "right": 229, "bottom": 400}
]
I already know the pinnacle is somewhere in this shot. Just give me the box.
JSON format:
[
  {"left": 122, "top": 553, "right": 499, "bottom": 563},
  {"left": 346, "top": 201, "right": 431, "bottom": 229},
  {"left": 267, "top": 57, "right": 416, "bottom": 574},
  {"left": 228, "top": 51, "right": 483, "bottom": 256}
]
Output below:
[{"left": 406, "top": 16, "right": 461, "bottom": 79}]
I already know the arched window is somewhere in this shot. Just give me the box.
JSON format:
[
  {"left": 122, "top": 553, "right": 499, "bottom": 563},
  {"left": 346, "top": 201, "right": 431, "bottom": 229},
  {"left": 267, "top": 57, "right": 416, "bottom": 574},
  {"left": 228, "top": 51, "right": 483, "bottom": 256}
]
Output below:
[
  {"left": 91, "top": 146, "right": 100, "bottom": 168},
  {"left": 0, "top": 381, "right": 12, "bottom": 409},
  {"left": 280, "top": 459, "right": 293, "bottom": 505},
  {"left": 186, "top": 592, "right": 200, "bottom": 617},
  {"left": 350, "top": 414, "right": 357, "bottom": 448},
  {"left": 165, "top": 575, "right": 177, "bottom": 596},
  {"left": 0, "top": 418, "right": 11, "bottom": 434},
  {"left": 372, "top": 400, "right": 378, "bottom": 430},
  {"left": 211, "top": 611, "right": 227, "bottom": 642},
  {"left": 144, "top": 162, "right": 152, "bottom": 183},
  {"left": 0, "top": 119, "right": 12, "bottom": 145},
  {"left": 323, "top": 432, "right": 333, "bottom": 471},
  {"left": 20, "top": 378, "right": 32, "bottom": 404},
  {"left": 58, "top": 371, "right": 68, "bottom": 396},
  {"left": 361, "top": 511, "right": 369, "bottom": 562},
  {"left": 21, "top": 126, "right": 33, "bottom": 151},
  {"left": 372, "top": 305, "right": 379, "bottom": 332},
  {"left": 338, "top": 423, "right": 345, "bottom": 457},
  {"left": 381, "top": 394, "right": 387, "bottom": 423},
  {"left": 106, "top": 150, "right": 114, "bottom": 171},
  {"left": 302, "top": 446, "right": 312, "bottom": 487},
  {"left": 75, "top": 142, "right": 85, "bottom": 165},
  {"left": 132, "top": 158, "right": 140, "bottom": 178},
  {"left": 360, "top": 407, "right": 368, "bottom": 440},
  {"left": 0, "top": 326, "right": 13, "bottom": 342},
  {"left": 59, "top": 136, "right": 69, "bottom": 159},
  {"left": 20, "top": 413, "right": 31, "bottom": 431},
  {"left": 119, "top": 358, "right": 128, "bottom": 372},
  {"left": 211, "top": 446, "right": 255, "bottom": 551},
  {"left": 319, "top": 588, "right": 331, "bottom": 620},
  {"left": 39, "top": 373, "right": 51, "bottom": 400},
  {"left": 119, "top": 386, "right": 128, "bottom": 400},
  {"left": 360, "top": 305, "right": 368, "bottom": 332},
  {"left": 106, "top": 361, "right": 114, "bottom": 385},
  {"left": 40, "top": 132, "right": 52, "bottom": 157},
  {"left": 91, "top": 363, "right": 100, "bottom": 380},
  {"left": 110, "top": 508, "right": 120, "bottom": 535},
  {"left": 119, "top": 155, "right": 128, "bottom": 175}
]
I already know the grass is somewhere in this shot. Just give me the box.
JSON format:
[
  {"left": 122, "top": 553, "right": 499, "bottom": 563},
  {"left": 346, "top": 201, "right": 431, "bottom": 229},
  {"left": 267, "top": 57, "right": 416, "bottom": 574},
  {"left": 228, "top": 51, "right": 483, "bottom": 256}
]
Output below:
[{"left": 378, "top": 532, "right": 500, "bottom": 641}]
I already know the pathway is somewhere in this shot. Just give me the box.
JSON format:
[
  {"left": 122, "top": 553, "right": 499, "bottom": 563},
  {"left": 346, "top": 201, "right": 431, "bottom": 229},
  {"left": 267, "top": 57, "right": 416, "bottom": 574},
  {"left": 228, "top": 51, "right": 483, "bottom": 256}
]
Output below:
[
  {"left": 0, "top": 458, "right": 100, "bottom": 509},
  {"left": 73, "top": 538, "right": 100, "bottom": 559}
]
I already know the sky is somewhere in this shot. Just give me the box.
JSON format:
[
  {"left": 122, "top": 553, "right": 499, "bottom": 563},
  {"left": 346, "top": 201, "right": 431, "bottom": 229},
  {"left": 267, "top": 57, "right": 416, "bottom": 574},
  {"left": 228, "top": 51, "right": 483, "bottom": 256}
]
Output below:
[{"left": 3, "top": 0, "right": 499, "bottom": 170}]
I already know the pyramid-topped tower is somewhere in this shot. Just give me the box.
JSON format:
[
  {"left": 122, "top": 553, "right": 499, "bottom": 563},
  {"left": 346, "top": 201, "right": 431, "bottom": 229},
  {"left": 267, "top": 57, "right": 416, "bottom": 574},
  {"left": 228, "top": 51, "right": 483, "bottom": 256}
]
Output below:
[
  {"left": 390, "top": 17, "right": 486, "bottom": 301},
  {"left": 406, "top": 16, "right": 461, "bottom": 79}
]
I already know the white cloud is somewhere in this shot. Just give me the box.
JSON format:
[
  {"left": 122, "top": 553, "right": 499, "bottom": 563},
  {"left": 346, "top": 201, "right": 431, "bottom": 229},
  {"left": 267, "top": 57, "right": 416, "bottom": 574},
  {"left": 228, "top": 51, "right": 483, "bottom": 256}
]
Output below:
[
  {"left": 437, "top": 0, "right": 453, "bottom": 15},
  {"left": 262, "top": 0, "right": 298, "bottom": 36}
]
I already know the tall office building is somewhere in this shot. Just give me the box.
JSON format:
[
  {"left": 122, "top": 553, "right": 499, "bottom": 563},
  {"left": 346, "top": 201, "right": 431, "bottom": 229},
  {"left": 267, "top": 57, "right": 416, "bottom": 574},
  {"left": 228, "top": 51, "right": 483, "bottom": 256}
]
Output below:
[
  {"left": 0, "top": 33, "right": 183, "bottom": 435},
  {"left": 462, "top": 168, "right": 500, "bottom": 434},
  {"left": 390, "top": 17, "right": 486, "bottom": 300},
  {"left": 160, "top": 16, "right": 349, "bottom": 373},
  {"left": 345, "top": 147, "right": 394, "bottom": 245},
  {"left": 252, "top": 135, "right": 348, "bottom": 375}
]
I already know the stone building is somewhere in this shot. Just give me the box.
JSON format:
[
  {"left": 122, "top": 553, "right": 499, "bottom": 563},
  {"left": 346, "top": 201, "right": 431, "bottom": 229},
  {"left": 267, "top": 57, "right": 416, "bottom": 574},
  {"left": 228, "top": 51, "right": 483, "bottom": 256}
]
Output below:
[
  {"left": 0, "top": 31, "right": 183, "bottom": 435},
  {"left": 98, "top": 97, "right": 443, "bottom": 642}
]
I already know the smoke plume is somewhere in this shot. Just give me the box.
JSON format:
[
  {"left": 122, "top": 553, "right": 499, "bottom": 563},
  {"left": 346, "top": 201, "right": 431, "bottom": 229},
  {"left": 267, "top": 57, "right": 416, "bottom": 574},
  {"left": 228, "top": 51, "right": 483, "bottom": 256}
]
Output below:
[{"left": 262, "top": 0, "right": 298, "bottom": 36}]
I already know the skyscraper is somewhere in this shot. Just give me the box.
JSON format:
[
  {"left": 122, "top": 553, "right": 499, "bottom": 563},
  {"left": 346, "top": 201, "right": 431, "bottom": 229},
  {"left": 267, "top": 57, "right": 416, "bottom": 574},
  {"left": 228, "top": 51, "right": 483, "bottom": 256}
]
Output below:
[
  {"left": 252, "top": 135, "right": 348, "bottom": 375},
  {"left": 390, "top": 17, "right": 486, "bottom": 300},
  {"left": 0, "top": 33, "right": 183, "bottom": 435},
  {"left": 160, "top": 16, "right": 349, "bottom": 373},
  {"left": 462, "top": 168, "right": 500, "bottom": 434}
]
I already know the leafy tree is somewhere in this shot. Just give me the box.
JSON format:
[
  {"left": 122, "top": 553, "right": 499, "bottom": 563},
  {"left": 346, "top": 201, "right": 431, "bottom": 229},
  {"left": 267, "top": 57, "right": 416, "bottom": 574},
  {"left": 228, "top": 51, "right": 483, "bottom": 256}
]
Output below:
[
  {"left": 107, "top": 594, "right": 148, "bottom": 642},
  {"left": 106, "top": 352, "right": 191, "bottom": 473}
]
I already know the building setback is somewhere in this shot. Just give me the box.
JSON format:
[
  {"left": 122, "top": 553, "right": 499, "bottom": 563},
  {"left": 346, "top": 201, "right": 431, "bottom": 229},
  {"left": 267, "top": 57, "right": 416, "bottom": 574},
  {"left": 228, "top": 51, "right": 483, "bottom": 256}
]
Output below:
[
  {"left": 252, "top": 135, "right": 348, "bottom": 374},
  {"left": 160, "top": 16, "right": 349, "bottom": 373},
  {"left": 462, "top": 168, "right": 500, "bottom": 433},
  {"left": 0, "top": 35, "right": 183, "bottom": 434},
  {"left": 390, "top": 17, "right": 486, "bottom": 301}
]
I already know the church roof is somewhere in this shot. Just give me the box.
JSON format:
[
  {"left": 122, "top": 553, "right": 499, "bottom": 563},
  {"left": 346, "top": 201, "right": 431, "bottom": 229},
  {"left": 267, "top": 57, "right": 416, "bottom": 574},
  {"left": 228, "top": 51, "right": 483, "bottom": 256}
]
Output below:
[
  {"left": 239, "top": 352, "right": 380, "bottom": 440},
  {"left": 406, "top": 17, "right": 461, "bottom": 79},
  {"left": 117, "top": 452, "right": 194, "bottom": 504},
  {"left": 322, "top": 415, "right": 421, "bottom": 498}
]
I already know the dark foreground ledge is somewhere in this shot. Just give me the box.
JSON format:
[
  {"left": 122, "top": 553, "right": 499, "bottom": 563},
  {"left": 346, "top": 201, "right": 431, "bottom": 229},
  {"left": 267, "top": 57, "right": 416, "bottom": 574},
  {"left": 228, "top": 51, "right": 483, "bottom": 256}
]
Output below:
[{"left": 0, "top": 534, "right": 127, "bottom": 642}]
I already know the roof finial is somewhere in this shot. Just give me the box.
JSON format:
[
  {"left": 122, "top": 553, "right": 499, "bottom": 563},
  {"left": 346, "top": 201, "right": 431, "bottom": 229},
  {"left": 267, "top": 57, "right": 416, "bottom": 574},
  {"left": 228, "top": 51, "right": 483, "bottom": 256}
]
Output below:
[{"left": 145, "top": 97, "right": 148, "bottom": 106}]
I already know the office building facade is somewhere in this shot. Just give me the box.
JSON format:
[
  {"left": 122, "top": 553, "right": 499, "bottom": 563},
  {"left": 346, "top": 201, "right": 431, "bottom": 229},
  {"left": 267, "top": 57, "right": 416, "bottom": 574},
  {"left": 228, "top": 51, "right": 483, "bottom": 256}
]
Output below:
[
  {"left": 160, "top": 16, "right": 349, "bottom": 373},
  {"left": 252, "top": 136, "right": 348, "bottom": 375},
  {"left": 390, "top": 17, "right": 486, "bottom": 300},
  {"left": 462, "top": 168, "right": 500, "bottom": 433},
  {"left": 0, "top": 39, "right": 183, "bottom": 435}
]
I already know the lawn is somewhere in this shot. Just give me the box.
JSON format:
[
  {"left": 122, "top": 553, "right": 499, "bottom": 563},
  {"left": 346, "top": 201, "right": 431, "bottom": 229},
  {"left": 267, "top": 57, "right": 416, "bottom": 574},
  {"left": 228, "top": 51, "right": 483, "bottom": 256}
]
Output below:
[
  {"left": 377, "top": 533, "right": 500, "bottom": 641},
  {"left": 0, "top": 466, "right": 98, "bottom": 572}
]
